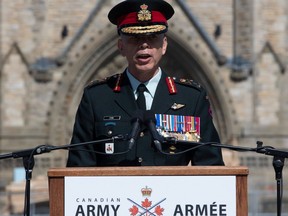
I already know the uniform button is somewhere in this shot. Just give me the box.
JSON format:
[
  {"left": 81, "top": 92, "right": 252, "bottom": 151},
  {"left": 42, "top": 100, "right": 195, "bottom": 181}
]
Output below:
[
  {"left": 107, "top": 130, "right": 113, "bottom": 135},
  {"left": 140, "top": 132, "right": 144, "bottom": 137},
  {"left": 138, "top": 157, "right": 143, "bottom": 163}
]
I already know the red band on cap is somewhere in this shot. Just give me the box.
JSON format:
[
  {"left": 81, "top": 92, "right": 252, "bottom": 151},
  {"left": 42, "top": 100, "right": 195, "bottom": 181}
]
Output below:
[{"left": 117, "top": 11, "right": 167, "bottom": 27}]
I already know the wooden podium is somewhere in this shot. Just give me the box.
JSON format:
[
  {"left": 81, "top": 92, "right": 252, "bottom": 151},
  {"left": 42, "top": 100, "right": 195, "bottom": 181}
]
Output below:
[{"left": 48, "top": 166, "right": 248, "bottom": 216}]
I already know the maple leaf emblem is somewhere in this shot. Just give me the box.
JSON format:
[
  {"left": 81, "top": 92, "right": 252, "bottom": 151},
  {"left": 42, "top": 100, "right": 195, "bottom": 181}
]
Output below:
[
  {"left": 127, "top": 186, "right": 166, "bottom": 216},
  {"left": 142, "top": 198, "right": 152, "bottom": 208},
  {"left": 129, "top": 205, "right": 139, "bottom": 216},
  {"left": 155, "top": 205, "right": 164, "bottom": 216}
]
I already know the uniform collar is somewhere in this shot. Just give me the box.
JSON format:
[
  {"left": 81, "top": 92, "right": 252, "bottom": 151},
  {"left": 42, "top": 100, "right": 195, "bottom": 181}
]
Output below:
[{"left": 126, "top": 68, "right": 162, "bottom": 99}]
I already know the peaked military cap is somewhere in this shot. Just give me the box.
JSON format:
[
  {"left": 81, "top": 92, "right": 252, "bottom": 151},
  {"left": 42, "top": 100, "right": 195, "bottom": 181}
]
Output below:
[{"left": 108, "top": 0, "right": 174, "bottom": 35}]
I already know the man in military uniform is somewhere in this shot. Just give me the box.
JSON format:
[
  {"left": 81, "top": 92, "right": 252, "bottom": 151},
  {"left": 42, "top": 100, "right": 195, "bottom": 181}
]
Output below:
[{"left": 66, "top": 0, "right": 224, "bottom": 167}]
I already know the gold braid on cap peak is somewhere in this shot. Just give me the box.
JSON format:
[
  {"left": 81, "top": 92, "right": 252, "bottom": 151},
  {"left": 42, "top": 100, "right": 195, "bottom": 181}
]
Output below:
[{"left": 121, "top": 25, "right": 167, "bottom": 34}]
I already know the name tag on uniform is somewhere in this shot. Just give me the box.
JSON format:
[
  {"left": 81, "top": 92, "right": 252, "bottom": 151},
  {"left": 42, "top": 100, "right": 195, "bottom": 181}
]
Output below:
[{"left": 103, "top": 116, "right": 121, "bottom": 121}]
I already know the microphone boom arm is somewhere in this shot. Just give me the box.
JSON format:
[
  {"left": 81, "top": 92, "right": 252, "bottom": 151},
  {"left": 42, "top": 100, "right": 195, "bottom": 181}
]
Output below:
[
  {"left": 162, "top": 138, "right": 287, "bottom": 216},
  {"left": 0, "top": 135, "right": 125, "bottom": 160},
  {"left": 0, "top": 134, "right": 125, "bottom": 216}
]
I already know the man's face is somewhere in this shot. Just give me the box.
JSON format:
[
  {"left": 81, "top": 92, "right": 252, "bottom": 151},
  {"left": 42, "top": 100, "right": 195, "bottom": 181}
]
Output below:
[{"left": 118, "top": 33, "right": 168, "bottom": 76}]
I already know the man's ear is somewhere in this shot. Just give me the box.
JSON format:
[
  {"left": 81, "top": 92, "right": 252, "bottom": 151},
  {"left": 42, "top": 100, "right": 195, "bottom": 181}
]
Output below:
[
  {"left": 162, "top": 36, "right": 168, "bottom": 55},
  {"left": 118, "top": 38, "right": 125, "bottom": 56}
]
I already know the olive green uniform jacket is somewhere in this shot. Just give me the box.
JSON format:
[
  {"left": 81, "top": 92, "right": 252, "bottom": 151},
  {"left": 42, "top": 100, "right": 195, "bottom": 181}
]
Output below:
[{"left": 66, "top": 71, "right": 224, "bottom": 167}]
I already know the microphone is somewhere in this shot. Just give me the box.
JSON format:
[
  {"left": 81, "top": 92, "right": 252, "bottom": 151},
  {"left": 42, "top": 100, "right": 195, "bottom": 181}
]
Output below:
[
  {"left": 128, "top": 110, "right": 144, "bottom": 150},
  {"left": 144, "top": 110, "right": 164, "bottom": 152}
]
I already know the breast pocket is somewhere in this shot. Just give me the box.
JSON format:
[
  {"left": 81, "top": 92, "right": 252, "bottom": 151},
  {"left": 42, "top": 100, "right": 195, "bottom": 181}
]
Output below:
[{"left": 94, "top": 120, "right": 131, "bottom": 153}]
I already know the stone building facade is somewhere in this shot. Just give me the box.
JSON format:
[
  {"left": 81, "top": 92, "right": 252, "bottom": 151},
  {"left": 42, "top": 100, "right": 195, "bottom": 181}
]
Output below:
[{"left": 0, "top": 0, "right": 288, "bottom": 214}]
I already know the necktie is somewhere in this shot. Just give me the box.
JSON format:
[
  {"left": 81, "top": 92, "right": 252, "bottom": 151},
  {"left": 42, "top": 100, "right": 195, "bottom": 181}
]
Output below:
[{"left": 136, "top": 84, "right": 147, "bottom": 110}]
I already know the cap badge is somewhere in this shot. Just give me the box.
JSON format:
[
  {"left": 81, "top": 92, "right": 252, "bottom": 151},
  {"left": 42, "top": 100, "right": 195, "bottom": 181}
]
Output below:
[{"left": 138, "top": 4, "right": 152, "bottom": 22}]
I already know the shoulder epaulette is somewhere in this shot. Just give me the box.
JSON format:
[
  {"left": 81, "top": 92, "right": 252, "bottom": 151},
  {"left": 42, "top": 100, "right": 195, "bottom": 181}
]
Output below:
[
  {"left": 85, "top": 78, "right": 107, "bottom": 88},
  {"left": 173, "top": 77, "right": 202, "bottom": 90},
  {"left": 85, "top": 73, "right": 122, "bottom": 89}
]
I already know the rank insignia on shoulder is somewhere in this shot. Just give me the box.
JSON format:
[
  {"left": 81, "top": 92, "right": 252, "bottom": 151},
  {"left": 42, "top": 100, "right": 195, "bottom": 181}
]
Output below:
[
  {"left": 175, "top": 78, "right": 201, "bottom": 89},
  {"left": 155, "top": 114, "right": 201, "bottom": 142},
  {"left": 86, "top": 78, "right": 107, "bottom": 88},
  {"left": 171, "top": 103, "right": 185, "bottom": 110}
]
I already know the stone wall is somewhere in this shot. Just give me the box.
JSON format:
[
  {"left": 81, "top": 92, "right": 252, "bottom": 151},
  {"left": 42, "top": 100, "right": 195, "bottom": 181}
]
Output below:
[{"left": 0, "top": 0, "right": 288, "bottom": 214}]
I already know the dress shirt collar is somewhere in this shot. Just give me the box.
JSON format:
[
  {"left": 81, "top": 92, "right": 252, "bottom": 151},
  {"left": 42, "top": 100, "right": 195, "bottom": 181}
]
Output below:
[{"left": 126, "top": 68, "right": 162, "bottom": 99}]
